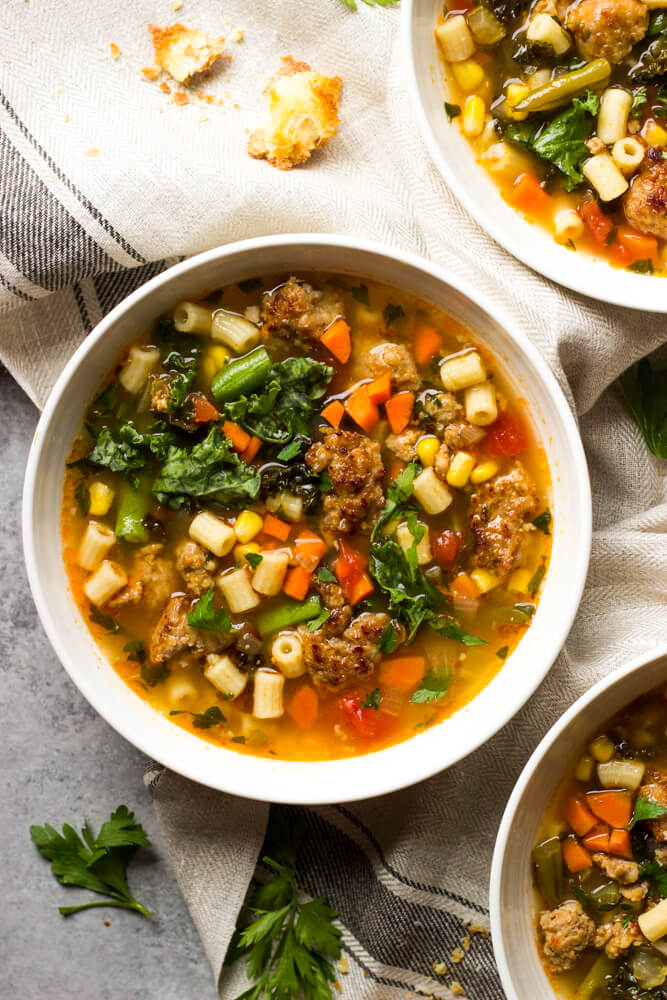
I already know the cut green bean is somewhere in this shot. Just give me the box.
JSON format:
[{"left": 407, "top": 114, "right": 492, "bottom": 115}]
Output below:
[
  {"left": 575, "top": 954, "right": 616, "bottom": 1000},
  {"left": 256, "top": 595, "right": 322, "bottom": 637},
  {"left": 211, "top": 347, "right": 272, "bottom": 403},
  {"left": 514, "top": 59, "right": 611, "bottom": 113},
  {"left": 115, "top": 478, "right": 151, "bottom": 544}
]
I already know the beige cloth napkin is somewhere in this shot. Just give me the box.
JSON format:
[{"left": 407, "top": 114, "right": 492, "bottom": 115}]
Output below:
[{"left": 2, "top": 0, "right": 666, "bottom": 995}]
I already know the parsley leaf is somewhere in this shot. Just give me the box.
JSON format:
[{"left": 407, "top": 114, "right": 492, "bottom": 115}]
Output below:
[
  {"left": 191, "top": 706, "right": 227, "bottom": 729},
  {"left": 445, "top": 101, "right": 461, "bottom": 120},
  {"left": 123, "top": 640, "right": 145, "bottom": 664},
  {"left": 89, "top": 607, "right": 120, "bottom": 634},
  {"left": 528, "top": 563, "right": 546, "bottom": 597},
  {"left": 410, "top": 672, "right": 451, "bottom": 704},
  {"left": 378, "top": 621, "right": 398, "bottom": 653},
  {"left": 628, "top": 259, "right": 654, "bottom": 275},
  {"left": 618, "top": 358, "right": 667, "bottom": 458},
  {"left": 438, "top": 621, "right": 487, "bottom": 645},
  {"left": 360, "top": 688, "right": 381, "bottom": 710},
  {"left": 30, "top": 805, "right": 152, "bottom": 918},
  {"left": 630, "top": 87, "right": 648, "bottom": 116},
  {"left": 276, "top": 439, "right": 304, "bottom": 462},
  {"left": 640, "top": 859, "right": 667, "bottom": 898},
  {"left": 532, "top": 508, "right": 552, "bottom": 535},
  {"left": 383, "top": 303, "right": 405, "bottom": 328},
  {"left": 238, "top": 277, "right": 263, "bottom": 294},
  {"left": 187, "top": 588, "right": 232, "bottom": 633},
  {"left": 244, "top": 552, "right": 264, "bottom": 569},
  {"left": 74, "top": 477, "right": 91, "bottom": 517},
  {"left": 317, "top": 567, "right": 337, "bottom": 584},
  {"left": 372, "top": 461, "right": 420, "bottom": 539},
  {"left": 629, "top": 796, "right": 667, "bottom": 830},
  {"left": 307, "top": 608, "right": 332, "bottom": 632},
  {"left": 496, "top": 645, "right": 510, "bottom": 660},
  {"left": 350, "top": 284, "right": 369, "bottom": 305},
  {"left": 319, "top": 471, "right": 333, "bottom": 493}
]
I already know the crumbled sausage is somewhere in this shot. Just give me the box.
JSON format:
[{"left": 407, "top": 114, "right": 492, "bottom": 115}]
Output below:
[
  {"left": 469, "top": 461, "right": 538, "bottom": 574},
  {"left": 623, "top": 161, "right": 667, "bottom": 241},
  {"left": 434, "top": 442, "right": 450, "bottom": 480},
  {"left": 418, "top": 390, "right": 463, "bottom": 433},
  {"left": 639, "top": 768, "right": 667, "bottom": 842},
  {"left": 301, "top": 611, "right": 389, "bottom": 690},
  {"left": 149, "top": 374, "right": 172, "bottom": 414},
  {"left": 620, "top": 883, "right": 648, "bottom": 903},
  {"left": 131, "top": 544, "right": 180, "bottom": 616},
  {"left": 593, "top": 853, "right": 640, "bottom": 884},
  {"left": 368, "top": 342, "right": 420, "bottom": 391},
  {"left": 539, "top": 901, "right": 596, "bottom": 974},
  {"left": 593, "top": 914, "right": 644, "bottom": 958},
  {"left": 385, "top": 428, "right": 420, "bottom": 462},
  {"left": 306, "top": 429, "right": 385, "bottom": 532},
  {"left": 175, "top": 540, "right": 219, "bottom": 596},
  {"left": 261, "top": 276, "right": 344, "bottom": 349},
  {"left": 149, "top": 594, "right": 227, "bottom": 663},
  {"left": 443, "top": 420, "right": 486, "bottom": 451},
  {"left": 109, "top": 577, "right": 144, "bottom": 607},
  {"left": 565, "top": 0, "right": 649, "bottom": 64}
]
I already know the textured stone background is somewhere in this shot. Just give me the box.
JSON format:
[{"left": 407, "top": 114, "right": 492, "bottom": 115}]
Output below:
[{"left": 1, "top": 371, "right": 217, "bottom": 999}]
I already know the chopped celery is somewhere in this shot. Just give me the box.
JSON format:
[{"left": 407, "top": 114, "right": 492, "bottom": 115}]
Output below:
[
  {"left": 534, "top": 836, "right": 564, "bottom": 908},
  {"left": 575, "top": 954, "right": 616, "bottom": 1000}
]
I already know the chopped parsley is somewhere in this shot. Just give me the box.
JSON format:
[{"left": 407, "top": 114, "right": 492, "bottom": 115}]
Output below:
[
  {"left": 378, "top": 621, "right": 398, "bottom": 653},
  {"left": 444, "top": 101, "right": 461, "bottom": 121},
  {"left": 629, "top": 796, "right": 667, "bottom": 830},
  {"left": 89, "top": 607, "right": 120, "bottom": 634},
  {"left": 187, "top": 588, "right": 231, "bottom": 633},
  {"left": 528, "top": 563, "right": 546, "bottom": 597},
  {"left": 307, "top": 608, "right": 332, "bottom": 632},
  {"left": 237, "top": 277, "right": 263, "bottom": 293},
  {"left": 317, "top": 567, "right": 338, "bottom": 584},
  {"left": 244, "top": 552, "right": 264, "bottom": 569},
  {"left": 360, "top": 688, "right": 382, "bottom": 711},
  {"left": 628, "top": 259, "right": 654, "bottom": 275},
  {"left": 350, "top": 284, "right": 370, "bottom": 305},
  {"left": 618, "top": 358, "right": 667, "bottom": 458},
  {"left": 383, "top": 303, "right": 405, "bottom": 328},
  {"left": 410, "top": 672, "right": 451, "bottom": 704},
  {"left": 532, "top": 508, "right": 551, "bottom": 535},
  {"left": 319, "top": 471, "right": 333, "bottom": 493},
  {"left": 74, "top": 477, "right": 90, "bottom": 517},
  {"left": 496, "top": 646, "right": 510, "bottom": 660},
  {"left": 639, "top": 859, "right": 667, "bottom": 898}
]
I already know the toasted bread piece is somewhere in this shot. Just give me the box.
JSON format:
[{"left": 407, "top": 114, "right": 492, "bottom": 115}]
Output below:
[
  {"left": 148, "top": 23, "right": 225, "bottom": 84},
  {"left": 248, "top": 56, "right": 341, "bottom": 170}
]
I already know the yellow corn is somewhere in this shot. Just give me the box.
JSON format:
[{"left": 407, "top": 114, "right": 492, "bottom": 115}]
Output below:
[
  {"left": 451, "top": 59, "right": 485, "bottom": 92},
  {"left": 589, "top": 735, "right": 615, "bottom": 763},
  {"left": 234, "top": 510, "right": 263, "bottom": 543},
  {"left": 470, "top": 459, "right": 499, "bottom": 484},
  {"left": 574, "top": 755, "right": 595, "bottom": 783},
  {"left": 507, "top": 568, "right": 532, "bottom": 594},
  {"left": 641, "top": 120, "right": 667, "bottom": 147},
  {"left": 462, "top": 95, "right": 485, "bottom": 138},
  {"left": 446, "top": 451, "right": 475, "bottom": 488},
  {"left": 233, "top": 542, "right": 261, "bottom": 566},
  {"left": 506, "top": 83, "right": 530, "bottom": 121},
  {"left": 202, "top": 344, "right": 230, "bottom": 383},
  {"left": 470, "top": 568, "right": 501, "bottom": 594},
  {"left": 88, "top": 481, "right": 114, "bottom": 516},
  {"left": 416, "top": 436, "right": 439, "bottom": 467}
]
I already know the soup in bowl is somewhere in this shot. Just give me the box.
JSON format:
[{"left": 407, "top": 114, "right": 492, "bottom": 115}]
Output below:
[{"left": 24, "top": 236, "right": 590, "bottom": 802}]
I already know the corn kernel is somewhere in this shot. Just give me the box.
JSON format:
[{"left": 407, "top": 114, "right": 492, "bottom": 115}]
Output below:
[
  {"left": 88, "top": 481, "right": 114, "bottom": 516},
  {"left": 416, "top": 436, "right": 439, "bottom": 467},
  {"left": 446, "top": 451, "right": 475, "bottom": 488},
  {"left": 233, "top": 542, "right": 261, "bottom": 566},
  {"left": 462, "top": 95, "right": 485, "bottom": 138},
  {"left": 451, "top": 59, "right": 485, "bottom": 92},
  {"left": 574, "top": 754, "right": 595, "bottom": 783},
  {"left": 234, "top": 510, "right": 263, "bottom": 543},
  {"left": 470, "top": 460, "right": 499, "bottom": 484},
  {"left": 589, "top": 735, "right": 615, "bottom": 763},
  {"left": 641, "top": 120, "right": 667, "bottom": 148},
  {"left": 507, "top": 568, "right": 532, "bottom": 594},
  {"left": 470, "top": 568, "right": 501, "bottom": 594},
  {"left": 202, "top": 344, "right": 230, "bottom": 383},
  {"left": 506, "top": 83, "right": 530, "bottom": 121}
]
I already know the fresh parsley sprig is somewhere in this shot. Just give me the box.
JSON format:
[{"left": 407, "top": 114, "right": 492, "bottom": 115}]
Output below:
[
  {"left": 410, "top": 672, "right": 451, "bottom": 704},
  {"left": 629, "top": 796, "right": 667, "bottom": 830},
  {"left": 640, "top": 859, "right": 667, "bottom": 898},
  {"left": 188, "top": 587, "right": 232, "bottom": 633},
  {"left": 618, "top": 358, "right": 667, "bottom": 459},
  {"left": 30, "top": 806, "right": 152, "bottom": 918}
]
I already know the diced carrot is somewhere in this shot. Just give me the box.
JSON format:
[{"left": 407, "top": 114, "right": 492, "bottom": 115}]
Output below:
[
  {"left": 582, "top": 825, "right": 610, "bottom": 854},
  {"left": 562, "top": 836, "right": 592, "bottom": 874},
  {"left": 350, "top": 572, "right": 374, "bottom": 605},
  {"left": 283, "top": 565, "right": 311, "bottom": 601},
  {"left": 366, "top": 373, "right": 392, "bottom": 405},
  {"left": 321, "top": 319, "right": 352, "bottom": 364},
  {"left": 192, "top": 395, "right": 219, "bottom": 423},
  {"left": 262, "top": 513, "right": 291, "bottom": 542},
  {"left": 450, "top": 572, "right": 480, "bottom": 601},
  {"left": 223, "top": 420, "right": 251, "bottom": 453},
  {"left": 389, "top": 457, "right": 406, "bottom": 481},
  {"left": 241, "top": 435, "right": 262, "bottom": 462},
  {"left": 615, "top": 226, "right": 658, "bottom": 265},
  {"left": 345, "top": 387, "right": 379, "bottom": 433},
  {"left": 294, "top": 530, "right": 328, "bottom": 572},
  {"left": 581, "top": 200, "right": 614, "bottom": 245},
  {"left": 385, "top": 391, "right": 415, "bottom": 434},
  {"left": 321, "top": 400, "right": 345, "bottom": 429},
  {"left": 608, "top": 241, "right": 632, "bottom": 267},
  {"left": 609, "top": 829, "right": 632, "bottom": 859},
  {"left": 380, "top": 656, "right": 425, "bottom": 692},
  {"left": 335, "top": 540, "right": 368, "bottom": 602},
  {"left": 586, "top": 790, "right": 633, "bottom": 830},
  {"left": 414, "top": 324, "right": 442, "bottom": 367},
  {"left": 565, "top": 796, "right": 599, "bottom": 838},
  {"left": 510, "top": 173, "right": 550, "bottom": 216},
  {"left": 287, "top": 685, "right": 319, "bottom": 728}
]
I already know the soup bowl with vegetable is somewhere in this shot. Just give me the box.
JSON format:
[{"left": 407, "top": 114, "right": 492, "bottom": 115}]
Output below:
[
  {"left": 403, "top": 0, "right": 667, "bottom": 309},
  {"left": 491, "top": 644, "right": 667, "bottom": 1000},
  {"left": 23, "top": 235, "right": 590, "bottom": 803}
]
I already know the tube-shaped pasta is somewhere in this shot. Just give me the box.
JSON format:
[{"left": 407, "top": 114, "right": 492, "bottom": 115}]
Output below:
[
  {"left": 440, "top": 349, "right": 486, "bottom": 391},
  {"left": 436, "top": 15, "right": 475, "bottom": 62},
  {"left": 78, "top": 521, "right": 116, "bottom": 571},
  {"left": 83, "top": 560, "right": 127, "bottom": 606},
  {"left": 211, "top": 310, "right": 261, "bottom": 353},
  {"left": 172, "top": 301, "right": 213, "bottom": 335},
  {"left": 217, "top": 567, "right": 260, "bottom": 614},
  {"left": 480, "top": 142, "right": 530, "bottom": 180},
  {"left": 638, "top": 899, "right": 667, "bottom": 943},
  {"left": 553, "top": 208, "right": 584, "bottom": 245},
  {"left": 119, "top": 345, "right": 160, "bottom": 395},
  {"left": 526, "top": 13, "right": 571, "bottom": 54},
  {"left": 611, "top": 137, "right": 645, "bottom": 176},
  {"left": 396, "top": 521, "right": 433, "bottom": 565},
  {"left": 164, "top": 672, "right": 199, "bottom": 707},
  {"left": 253, "top": 669, "right": 285, "bottom": 719},
  {"left": 412, "top": 467, "right": 453, "bottom": 515},
  {"left": 271, "top": 631, "right": 306, "bottom": 678},
  {"left": 582, "top": 152, "right": 628, "bottom": 201},
  {"left": 464, "top": 381, "right": 498, "bottom": 426},
  {"left": 189, "top": 511, "right": 236, "bottom": 556},
  {"left": 204, "top": 653, "right": 248, "bottom": 699},
  {"left": 252, "top": 550, "right": 290, "bottom": 597},
  {"left": 597, "top": 88, "right": 632, "bottom": 144}
]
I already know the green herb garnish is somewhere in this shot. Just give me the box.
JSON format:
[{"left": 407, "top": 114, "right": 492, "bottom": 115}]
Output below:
[
  {"left": 378, "top": 622, "right": 398, "bottom": 653},
  {"left": 360, "top": 688, "right": 381, "bottom": 711},
  {"left": 89, "top": 607, "right": 120, "bottom": 634},
  {"left": 618, "top": 358, "right": 667, "bottom": 458},
  {"left": 629, "top": 796, "right": 667, "bottom": 830},
  {"left": 532, "top": 508, "right": 551, "bottom": 535},
  {"left": 444, "top": 101, "right": 461, "bottom": 120},
  {"left": 383, "top": 303, "right": 405, "bottom": 328},
  {"left": 187, "top": 588, "right": 232, "bottom": 633},
  {"left": 628, "top": 259, "right": 654, "bottom": 275},
  {"left": 317, "top": 567, "right": 337, "bottom": 584},
  {"left": 350, "top": 284, "right": 369, "bottom": 305},
  {"left": 244, "top": 552, "right": 264, "bottom": 569},
  {"left": 410, "top": 672, "right": 451, "bottom": 704}
]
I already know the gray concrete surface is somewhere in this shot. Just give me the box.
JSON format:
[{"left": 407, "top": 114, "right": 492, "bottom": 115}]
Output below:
[{"left": 1, "top": 370, "right": 218, "bottom": 999}]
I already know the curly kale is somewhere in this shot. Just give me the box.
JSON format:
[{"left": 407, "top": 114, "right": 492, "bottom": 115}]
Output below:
[
  {"left": 485, "top": 0, "right": 528, "bottom": 24},
  {"left": 630, "top": 37, "right": 667, "bottom": 83},
  {"left": 607, "top": 960, "right": 667, "bottom": 1000}
]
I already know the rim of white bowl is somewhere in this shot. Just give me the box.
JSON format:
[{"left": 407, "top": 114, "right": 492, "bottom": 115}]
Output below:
[
  {"left": 401, "top": 0, "right": 667, "bottom": 312},
  {"left": 490, "top": 641, "right": 667, "bottom": 1000},
  {"left": 22, "top": 234, "right": 592, "bottom": 804}
]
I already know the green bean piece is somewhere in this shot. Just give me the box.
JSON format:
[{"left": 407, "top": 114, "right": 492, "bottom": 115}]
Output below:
[
  {"left": 256, "top": 595, "right": 322, "bottom": 637},
  {"left": 533, "top": 837, "right": 564, "bottom": 908},
  {"left": 115, "top": 478, "right": 151, "bottom": 544},
  {"left": 211, "top": 347, "right": 272, "bottom": 403},
  {"left": 514, "top": 59, "right": 611, "bottom": 113},
  {"left": 575, "top": 954, "right": 616, "bottom": 1000}
]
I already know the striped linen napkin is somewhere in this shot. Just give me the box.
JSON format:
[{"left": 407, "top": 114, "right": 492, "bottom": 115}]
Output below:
[{"left": 2, "top": 0, "right": 666, "bottom": 996}]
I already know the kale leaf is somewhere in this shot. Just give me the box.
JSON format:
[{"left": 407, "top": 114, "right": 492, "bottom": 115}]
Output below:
[
  {"left": 630, "top": 36, "right": 667, "bottom": 82},
  {"left": 153, "top": 424, "right": 261, "bottom": 509},
  {"left": 88, "top": 424, "right": 148, "bottom": 473},
  {"left": 618, "top": 358, "right": 667, "bottom": 459}
]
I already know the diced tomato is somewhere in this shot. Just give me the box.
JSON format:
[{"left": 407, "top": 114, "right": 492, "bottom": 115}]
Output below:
[
  {"left": 335, "top": 539, "right": 368, "bottom": 602},
  {"left": 581, "top": 200, "right": 614, "bottom": 245},
  {"left": 338, "top": 695, "right": 380, "bottom": 738},
  {"left": 483, "top": 411, "right": 530, "bottom": 458},
  {"left": 432, "top": 530, "right": 462, "bottom": 570}
]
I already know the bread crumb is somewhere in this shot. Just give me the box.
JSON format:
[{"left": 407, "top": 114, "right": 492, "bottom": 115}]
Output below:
[
  {"left": 462, "top": 935, "right": 471, "bottom": 952},
  {"left": 160, "top": 81, "right": 171, "bottom": 94},
  {"left": 432, "top": 961, "right": 447, "bottom": 975},
  {"left": 148, "top": 23, "right": 226, "bottom": 85},
  {"left": 450, "top": 981, "right": 466, "bottom": 997},
  {"left": 109, "top": 43, "right": 121, "bottom": 59},
  {"left": 172, "top": 0, "right": 183, "bottom": 9},
  {"left": 198, "top": 113, "right": 209, "bottom": 124},
  {"left": 451, "top": 947, "right": 464, "bottom": 964},
  {"left": 64, "top": 114, "right": 70, "bottom": 123},
  {"left": 466, "top": 923, "right": 490, "bottom": 938},
  {"left": 85, "top": 147, "right": 99, "bottom": 157},
  {"left": 173, "top": 91, "right": 189, "bottom": 105},
  {"left": 230, "top": 27, "right": 243, "bottom": 42},
  {"left": 248, "top": 56, "right": 341, "bottom": 170},
  {"left": 337, "top": 956, "right": 349, "bottom": 975},
  {"left": 142, "top": 66, "right": 161, "bottom": 81}
]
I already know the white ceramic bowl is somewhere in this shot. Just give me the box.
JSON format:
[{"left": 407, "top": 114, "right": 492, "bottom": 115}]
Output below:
[
  {"left": 23, "top": 234, "right": 591, "bottom": 804},
  {"left": 491, "top": 643, "right": 667, "bottom": 1000},
  {"left": 402, "top": 0, "right": 666, "bottom": 312}
]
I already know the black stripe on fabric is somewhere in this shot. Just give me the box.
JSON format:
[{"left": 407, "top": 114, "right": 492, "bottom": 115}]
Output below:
[
  {"left": 0, "top": 90, "right": 146, "bottom": 264},
  {"left": 93, "top": 259, "right": 172, "bottom": 316},
  {"left": 334, "top": 803, "right": 489, "bottom": 917},
  {"left": 0, "top": 268, "right": 34, "bottom": 301},
  {"left": 72, "top": 283, "right": 92, "bottom": 333},
  {"left": 0, "top": 130, "right": 115, "bottom": 292},
  {"left": 267, "top": 806, "right": 504, "bottom": 1000},
  {"left": 339, "top": 944, "right": 419, "bottom": 992}
]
